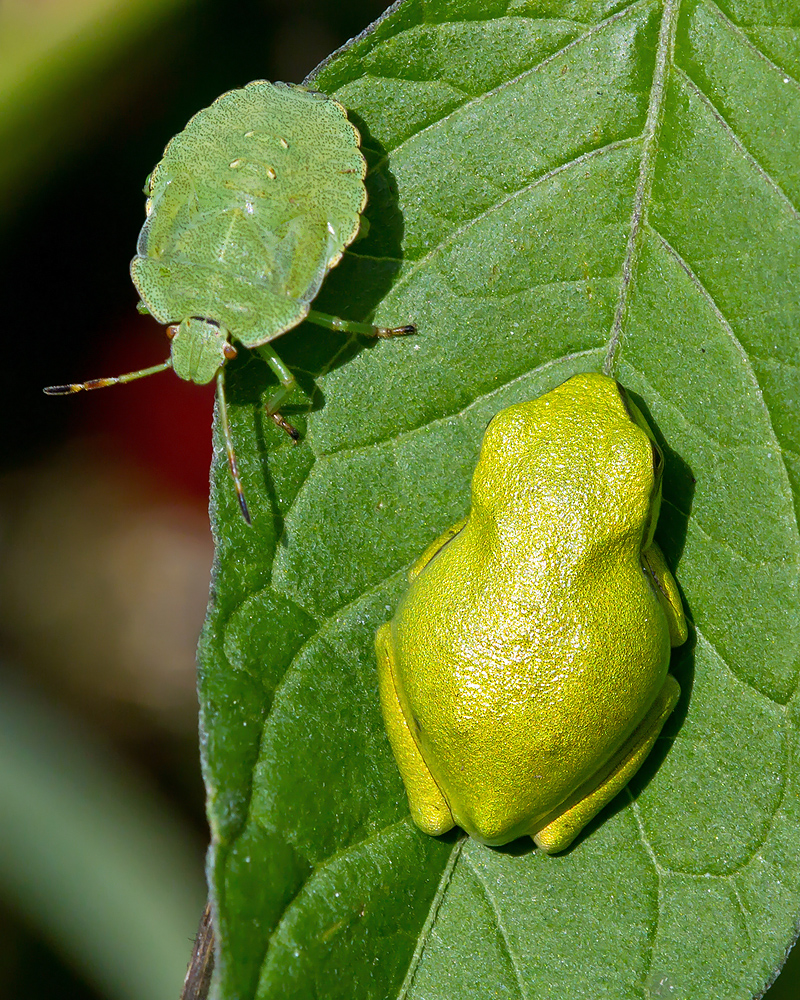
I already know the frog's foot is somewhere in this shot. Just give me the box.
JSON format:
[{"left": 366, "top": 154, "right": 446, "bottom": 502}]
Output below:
[
  {"left": 375, "top": 623, "right": 455, "bottom": 836},
  {"left": 533, "top": 674, "right": 681, "bottom": 854}
]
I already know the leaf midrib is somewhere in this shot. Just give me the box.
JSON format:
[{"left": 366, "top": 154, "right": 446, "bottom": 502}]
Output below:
[
  {"left": 251, "top": 3, "right": 685, "bottom": 984},
  {"left": 605, "top": 0, "right": 681, "bottom": 374}
]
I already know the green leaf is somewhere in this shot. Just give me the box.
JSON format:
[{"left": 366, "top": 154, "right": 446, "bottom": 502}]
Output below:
[{"left": 198, "top": 1, "right": 800, "bottom": 997}]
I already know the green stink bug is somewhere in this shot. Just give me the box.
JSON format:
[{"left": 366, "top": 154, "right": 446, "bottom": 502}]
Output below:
[{"left": 45, "top": 80, "right": 415, "bottom": 524}]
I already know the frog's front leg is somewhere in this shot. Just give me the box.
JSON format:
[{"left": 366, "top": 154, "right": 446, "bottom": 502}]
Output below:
[
  {"left": 408, "top": 517, "right": 468, "bottom": 582},
  {"left": 643, "top": 542, "right": 688, "bottom": 646},
  {"left": 375, "top": 623, "right": 455, "bottom": 835},
  {"left": 533, "top": 674, "right": 681, "bottom": 853}
]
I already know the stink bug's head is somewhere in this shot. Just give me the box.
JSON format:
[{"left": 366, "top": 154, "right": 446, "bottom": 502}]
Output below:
[{"left": 167, "top": 317, "right": 237, "bottom": 385}]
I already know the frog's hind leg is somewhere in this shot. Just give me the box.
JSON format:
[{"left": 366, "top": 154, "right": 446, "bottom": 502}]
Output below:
[
  {"left": 375, "top": 623, "right": 454, "bottom": 836},
  {"left": 532, "top": 674, "right": 681, "bottom": 854},
  {"left": 642, "top": 543, "right": 689, "bottom": 646}
]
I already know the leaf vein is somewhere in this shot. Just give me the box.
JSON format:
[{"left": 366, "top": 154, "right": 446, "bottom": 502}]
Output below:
[
  {"left": 750, "top": 355, "right": 800, "bottom": 374},
  {"left": 694, "top": 625, "right": 793, "bottom": 709},
  {"left": 465, "top": 854, "right": 527, "bottom": 1000},
  {"left": 249, "top": 819, "right": 421, "bottom": 992},
  {"left": 318, "top": 347, "right": 604, "bottom": 460},
  {"left": 649, "top": 227, "right": 800, "bottom": 547},
  {"left": 704, "top": 0, "right": 800, "bottom": 89},
  {"left": 730, "top": 880, "right": 754, "bottom": 947},
  {"left": 396, "top": 837, "right": 466, "bottom": 999},
  {"left": 366, "top": 0, "right": 650, "bottom": 170},
  {"left": 674, "top": 66, "right": 800, "bottom": 221},
  {"left": 670, "top": 633, "right": 794, "bottom": 877},
  {"left": 604, "top": 0, "right": 681, "bottom": 373},
  {"left": 661, "top": 498, "right": 790, "bottom": 570},
  {"left": 627, "top": 794, "right": 663, "bottom": 998},
  {"left": 386, "top": 137, "right": 641, "bottom": 304}
]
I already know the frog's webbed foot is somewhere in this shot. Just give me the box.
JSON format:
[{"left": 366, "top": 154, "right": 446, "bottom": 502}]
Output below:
[
  {"left": 375, "top": 623, "right": 454, "bottom": 835},
  {"left": 532, "top": 674, "right": 681, "bottom": 854}
]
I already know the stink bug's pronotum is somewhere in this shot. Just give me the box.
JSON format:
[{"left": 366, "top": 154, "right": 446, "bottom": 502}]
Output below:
[{"left": 45, "top": 80, "right": 415, "bottom": 524}]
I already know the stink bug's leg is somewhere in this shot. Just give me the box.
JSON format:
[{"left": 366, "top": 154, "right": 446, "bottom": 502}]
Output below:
[
  {"left": 215, "top": 372, "right": 252, "bottom": 525},
  {"left": 257, "top": 344, "right": 300, "bottom": 441},
  {"left": 43, "top": 360, "right": 173, "bottom": 395},
  {"left": 306, "top": 309, "right": 416, "bottom": 339}
]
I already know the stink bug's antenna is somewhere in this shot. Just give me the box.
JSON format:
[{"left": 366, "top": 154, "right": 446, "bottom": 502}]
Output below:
[
  {"left": 44, "top": 342, "right": 254, "bottom": 526},
  {"left": 43, "top": 360, "right": 173, "bottom": 395},
  {"left": 215, "top": 371, "right": 251, "bottom": 525}
]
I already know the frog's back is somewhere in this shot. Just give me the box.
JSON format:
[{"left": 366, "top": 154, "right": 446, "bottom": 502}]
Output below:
[
  {"left": 131, "top": 81, "right": 366, "bottom": 343},
  {"left": 390, "top": 374, "right": 674, "bottom": 843},
  {"left": 393, "top": 532, "right": 672, "bottom": 844}
]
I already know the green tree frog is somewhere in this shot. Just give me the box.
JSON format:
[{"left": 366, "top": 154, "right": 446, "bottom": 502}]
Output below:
[{"left": 375, "top": 373, "right": 687, "bottom": 852}]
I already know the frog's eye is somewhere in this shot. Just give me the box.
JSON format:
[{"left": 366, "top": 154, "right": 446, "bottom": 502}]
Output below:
[{"left": 652, "top": 443, "right": 664, "bottom": 474}]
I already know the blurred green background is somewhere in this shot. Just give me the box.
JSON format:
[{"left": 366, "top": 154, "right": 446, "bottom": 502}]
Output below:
[
  {"left": 1, "top": 1, "right": 797, "bottom": 998},
  {"left": 0, "top": 2, "right": 388, "bottom": 998}
]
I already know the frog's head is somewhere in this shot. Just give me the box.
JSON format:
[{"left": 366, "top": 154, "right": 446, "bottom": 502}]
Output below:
[
  {"left": 167, "top": 317, "right": 238, "bottom": 385},
  {"left": 472, "top": 374, "right": 664, "bottom": 548}
]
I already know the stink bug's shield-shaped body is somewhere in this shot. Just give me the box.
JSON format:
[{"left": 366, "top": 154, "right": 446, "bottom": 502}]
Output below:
[
  {"left": 45, "top": 80, "right": 415, "bottom": 524},
  {"left": 131, "top": 80, "right": 368, "bottom": 349}
]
